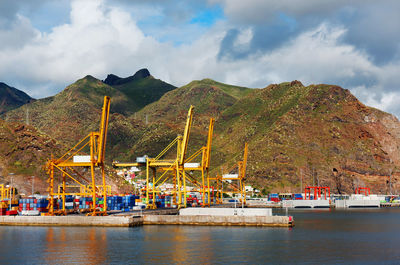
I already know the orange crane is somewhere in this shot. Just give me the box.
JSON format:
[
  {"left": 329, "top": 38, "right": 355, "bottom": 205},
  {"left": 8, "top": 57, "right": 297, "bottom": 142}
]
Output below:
[{"left": 45, "top": 96, "right": 111, "bottom": 216}]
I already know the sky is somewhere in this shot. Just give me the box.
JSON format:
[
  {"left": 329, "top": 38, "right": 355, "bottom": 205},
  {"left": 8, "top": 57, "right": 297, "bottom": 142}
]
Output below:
[{"left": 0, "top": 0, "right": 399, "bottom": 116}]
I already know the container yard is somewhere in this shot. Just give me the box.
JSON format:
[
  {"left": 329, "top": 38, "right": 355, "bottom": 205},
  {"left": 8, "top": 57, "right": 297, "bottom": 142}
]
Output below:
[{"left": 0, "top": 96, "right": 293, "bottom": 227}]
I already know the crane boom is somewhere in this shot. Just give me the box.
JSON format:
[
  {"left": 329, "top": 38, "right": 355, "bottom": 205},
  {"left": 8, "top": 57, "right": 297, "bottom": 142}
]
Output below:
[
  {"left": 241, "top": 142, "right": 248, "bottom": 179},
  {"left": 178, "top": 105, "right": 194, "bottom": 165},
  {"left": 97, "top": 96, "right": 110, "bottom": 164},
  {"left": 205, "top": 118, "right": 214, "bottom": 169}
]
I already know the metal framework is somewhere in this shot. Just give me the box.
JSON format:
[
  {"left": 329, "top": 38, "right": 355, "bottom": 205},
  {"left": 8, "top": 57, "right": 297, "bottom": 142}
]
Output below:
[
  {"left": 145, "top": 106, "right": 194, "bottom": 209},
  {"left": 184, "top": 118, "right": 214, "bottom": 206},
  {"left": 57, "top": 184, "right": 112, "bottom": 197},
  {"left": 212, "top": 143, "right": 248, "bottom": 204},
  {"left": 355, "top": 187, "right": 370, "bottom": 196},
  {"left": 114, "top": 106, "right": 195, "bottom": 209},
  {"left": 0, "top": 184, "right": 15, "bottom": 201},
  {"left": 45, "top": 96, "right": 111, "bottom": 216},
  {"left": 304, "top": 186, "right": 330, "bottom": 200}
]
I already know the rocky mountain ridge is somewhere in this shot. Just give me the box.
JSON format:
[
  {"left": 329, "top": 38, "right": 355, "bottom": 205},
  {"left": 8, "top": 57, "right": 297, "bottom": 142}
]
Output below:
[{"left": 2, "top": 72, "right": 400, "bottom": 194}]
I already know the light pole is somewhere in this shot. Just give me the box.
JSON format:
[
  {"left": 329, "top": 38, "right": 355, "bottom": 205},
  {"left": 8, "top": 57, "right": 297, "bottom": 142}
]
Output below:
[
  {"left": 31, "top": 176, "right": 35, "bottom": 196},
  {"left": 8, "top": 173, "right": 14, "bottom": 211}
]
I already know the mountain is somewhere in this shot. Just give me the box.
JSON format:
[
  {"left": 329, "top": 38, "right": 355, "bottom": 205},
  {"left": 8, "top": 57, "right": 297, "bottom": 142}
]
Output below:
[
  {"left": 121, "top": 79, "right": 252, "bottom": 160},
  {"left": 0, "top": 82, "right": 34, "bottom": 114},
  {"left": 4, "top": 75, "right": 132, "bottom": 146},
  {"left": 104, "top": 68, "right": 176, "bottom": 112},
  {"left": 136, "top": 78, "right": 251, "bottom": 126},
  {"left": 0, "top": 119, "right": 60, "bottom": 194},
  {"left": 3, "top": 72, "right": 400, "bottom": 195},
  {"left": 213, "top": 81, "right": 400, "bottom": 194}
]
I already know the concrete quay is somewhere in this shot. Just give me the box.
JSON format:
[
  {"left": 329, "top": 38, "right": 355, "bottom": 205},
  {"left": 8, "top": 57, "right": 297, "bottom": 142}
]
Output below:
[
  {"left": 0, "top": 208, "right": 293, "bottom": 227},
  {"left": 0, "top": 215, "right": 143, "bottom": 227},
  {"left": 143, "top": 214, "right": 293, "bottom": 227},
  {"left": 282, "top": 200, "right": 330, "bottom": 208}
]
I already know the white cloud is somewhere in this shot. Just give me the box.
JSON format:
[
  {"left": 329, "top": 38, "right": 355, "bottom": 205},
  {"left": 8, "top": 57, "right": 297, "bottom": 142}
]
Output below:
[{"left": 0, "top": 0, "right": 399, "bottom": 119}]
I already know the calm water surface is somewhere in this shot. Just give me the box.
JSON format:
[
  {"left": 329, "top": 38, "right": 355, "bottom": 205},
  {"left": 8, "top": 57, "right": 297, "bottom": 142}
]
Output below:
[{"left": 0, "top": 208, "right": 399, "bottom": 264}]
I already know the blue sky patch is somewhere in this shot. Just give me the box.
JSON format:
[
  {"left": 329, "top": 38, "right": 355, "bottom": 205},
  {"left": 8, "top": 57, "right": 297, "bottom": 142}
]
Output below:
[{"left": 190, "top": 5, "right": 224, "bottom": 26}]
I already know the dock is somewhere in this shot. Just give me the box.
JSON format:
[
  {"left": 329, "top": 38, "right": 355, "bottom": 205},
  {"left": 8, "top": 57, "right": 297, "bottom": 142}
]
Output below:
[
  {"left": 142, "top": 214, "right": 292, "bottom": 227},
  {"left": 0, "top": 215, "right": 143, "bottom": 227},
  {"left": 0, "top": 208, "right": 293, "bottom": 227},
  {"left": 282, "top": 200, "right": 330, "bottom": 208}
]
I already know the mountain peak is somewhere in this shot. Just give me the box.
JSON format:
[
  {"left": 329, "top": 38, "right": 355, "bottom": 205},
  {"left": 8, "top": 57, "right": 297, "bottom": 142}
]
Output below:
[
  {"left": 132, "top": 68, "right": 150, "bottom": 79},
  {"left": 0, "top": 82, "right": 34, "bottom": 114},
  {"left": 103, "top": 68, "right": 151, "bottom": 86}
]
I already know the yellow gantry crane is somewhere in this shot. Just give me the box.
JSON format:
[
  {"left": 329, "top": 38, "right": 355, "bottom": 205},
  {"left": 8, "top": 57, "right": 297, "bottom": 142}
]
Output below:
[
  {"left": 45, "top": 96, "right": 111, "bottom": 216},
  {"left": 184, "top": 118, "right": 214, "bottom": 206},
  {"left": 145, "top": 106, "right": 194, "bottom": 209},
  {"left": 0, "top": 184, "right": 15, "bottom": 201},
  {"left": 114, "top": 106, "right": 194, "bottom": 209},
  {"left": 213, "top": 143, "right": 248, "bottom": 204}
]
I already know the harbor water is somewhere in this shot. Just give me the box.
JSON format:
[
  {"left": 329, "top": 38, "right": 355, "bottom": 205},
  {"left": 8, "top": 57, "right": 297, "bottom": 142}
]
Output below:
[{"left": 0, "top": 208, "right": 400, "bottom": 264}]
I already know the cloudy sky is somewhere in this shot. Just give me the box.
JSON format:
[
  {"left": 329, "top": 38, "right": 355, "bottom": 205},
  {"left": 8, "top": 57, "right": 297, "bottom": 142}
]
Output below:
[{"left": 0, "top": 0, "right": 399, "bottom": 116}]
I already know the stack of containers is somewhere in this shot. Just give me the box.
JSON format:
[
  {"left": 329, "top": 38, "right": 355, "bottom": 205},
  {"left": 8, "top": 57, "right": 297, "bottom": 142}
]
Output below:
[
  {"left": 79, "top": 197, "right": 92, "bottom": 210},
  {"left": 19, "top": 198, "right": 36, "bottom": 211},
  {"left": 122, "top": 195, "right": 136, "bottom": 211},
  {"left": 155, "top": 195, "right": 166, "bottom": 208},
  {"left": 74, "top": 197, "right": 80, "bottom": 210},
  {"left": 106, "top": 195, "right": 137, "bottom": 211},
  {"left": 269, "top": 194, "right": 280, "bottom": 202},
  {"left": 293, "top": 194, "right": 303, "bottom": 200},
  {"left": 165, "top": 195, "right": 172, "bottom": 207},
  {"left": 36, "top": 198, "right": 48, "bottom": 213},
  {"left": 106, "top": 196, "right": 119, "bottom": 210},
  {"left": 65, "top": 195, "right": 74, "bottom": 210},
  {"left": 18, "top": 197, "right": 38, "bottom": 215},
  {"left": 96, "top": 197, "right": 104, "bottom": 211}
]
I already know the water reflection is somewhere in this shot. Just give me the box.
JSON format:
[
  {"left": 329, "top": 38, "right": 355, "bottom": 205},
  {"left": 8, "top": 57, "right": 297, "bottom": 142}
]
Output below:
[
  {"left": 44, "top": 227, "right": 107, "bottom": 264},
  {"left": 1, "top": 209, "right": 400, "bottom": 264}
]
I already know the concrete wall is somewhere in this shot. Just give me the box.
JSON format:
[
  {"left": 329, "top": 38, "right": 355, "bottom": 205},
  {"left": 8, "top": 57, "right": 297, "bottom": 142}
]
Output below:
[
  {"left": 335, "top": 199, "right": 380, "bottom": 208},
  {"left": 282, "top": 200, "right": 330, "bottom": 208},
  {"left": 0, "top": 216, "right": 143, "bottom": 227},
  {"left": 179, "top": 208, "right": 272, "bottom": 216},
  {"left": 143, "top": 215, "right": 292, "bottom": 227}
]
